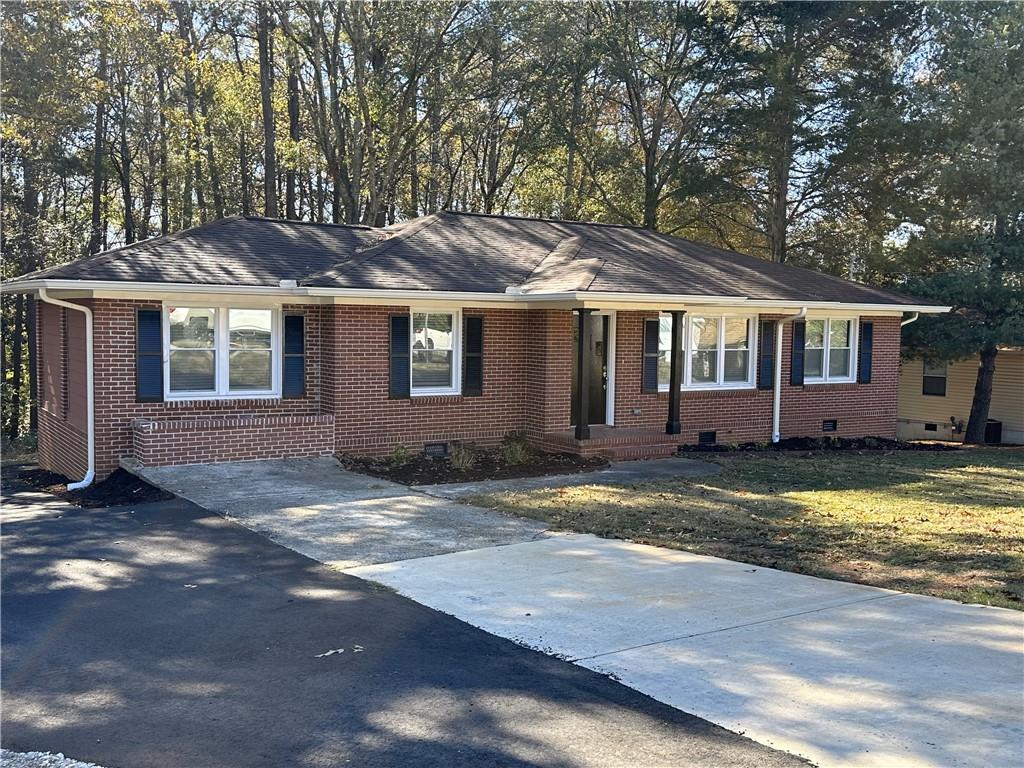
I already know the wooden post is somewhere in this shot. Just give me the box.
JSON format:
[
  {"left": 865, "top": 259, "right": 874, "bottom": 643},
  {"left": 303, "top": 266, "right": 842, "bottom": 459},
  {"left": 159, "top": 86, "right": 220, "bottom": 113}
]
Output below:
[
  {"left": 575, "top": 308, "right": 594, "bottom": 441},
  {"left": 666, "top": 310, "right": 684, "bottom": 434}
]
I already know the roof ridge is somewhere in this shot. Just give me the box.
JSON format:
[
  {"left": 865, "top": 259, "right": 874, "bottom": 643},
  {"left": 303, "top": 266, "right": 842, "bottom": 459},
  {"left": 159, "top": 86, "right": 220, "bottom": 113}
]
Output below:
[
  {"left": 299, "top": 213, "right": 443, "bottom": 285},
  {"left": 442, "top": 209, "right": 644, "bottom": 231},
  {"left": 243, "top": 215, "right": 379, "bottom": 231},
  {"left": 15, "top": 216, "right": 239, "bottom": 282}
]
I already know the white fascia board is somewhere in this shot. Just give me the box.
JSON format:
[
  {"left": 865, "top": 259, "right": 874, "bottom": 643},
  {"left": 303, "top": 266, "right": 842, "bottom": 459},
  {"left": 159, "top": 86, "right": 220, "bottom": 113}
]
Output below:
[{"left": 0, "top": 279, "right": 951, "bottom": 314}]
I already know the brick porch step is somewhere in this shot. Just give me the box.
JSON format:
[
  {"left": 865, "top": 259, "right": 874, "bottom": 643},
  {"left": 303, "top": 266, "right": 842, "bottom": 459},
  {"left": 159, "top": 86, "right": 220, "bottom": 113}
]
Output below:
[{"left": 535, "top": 426, "right": 684, "bottom": 461}]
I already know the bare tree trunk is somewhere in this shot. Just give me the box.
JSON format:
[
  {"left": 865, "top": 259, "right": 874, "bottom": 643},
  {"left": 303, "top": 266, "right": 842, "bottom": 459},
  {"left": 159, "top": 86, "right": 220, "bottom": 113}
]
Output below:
[
  {"left": 23, "top": 152, "right": 39, "bottom": 433},
  {"left": 118, "top": 94, "right": 136, "bottom": 245},
  {"left": 157, "top": 67, "right": 170, "bottom": 235},
  {"left": 257, "top": 1, "right": 278, "bottom": 218},
  {"left": 239, "top": 125, "right": 251, "bottom": 215},
  {"left": 88, "top": 47, "right": 107, "bottom": 254},
  {"left": 965, "top": 344, "right": 998, "bottom": 443},
  {"left": 7, "top": 294, "right": 24, "bottom": 441},
  {"left": 286, "top": 47, "right": 300, "bottom": 219}
]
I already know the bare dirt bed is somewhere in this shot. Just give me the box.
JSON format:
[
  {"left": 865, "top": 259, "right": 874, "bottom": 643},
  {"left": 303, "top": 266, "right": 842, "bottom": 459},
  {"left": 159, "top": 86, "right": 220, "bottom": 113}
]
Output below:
[{"left": 18, "top": 467, "right": 174, "bottom": 508}]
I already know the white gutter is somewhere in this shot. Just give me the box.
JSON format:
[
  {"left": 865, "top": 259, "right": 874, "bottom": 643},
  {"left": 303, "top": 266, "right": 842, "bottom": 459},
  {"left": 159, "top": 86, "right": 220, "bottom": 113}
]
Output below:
[
  {"left": 38, "top": 288, "right": 95, "bottom": 490},
  {"left": 0, "top": 279, "right": 954, "bottom": 314},
  {"left": 901, "top": 311, "right": 920, "bottom": 327},
  {"left": 773, "top": 307, "right": 808, "bottom": 444}
]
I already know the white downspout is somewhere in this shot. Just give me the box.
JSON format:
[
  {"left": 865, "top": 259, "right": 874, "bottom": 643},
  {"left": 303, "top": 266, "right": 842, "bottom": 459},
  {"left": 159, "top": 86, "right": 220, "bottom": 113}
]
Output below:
[
  {"left": 901, "top": 311, "right": 919, "bottom": 327},
  {"left": 38, "top": 288, "right": 95, "bottom": 490},
  {"left": 772, "top": 307, "right": 808, "bottom": 443}
]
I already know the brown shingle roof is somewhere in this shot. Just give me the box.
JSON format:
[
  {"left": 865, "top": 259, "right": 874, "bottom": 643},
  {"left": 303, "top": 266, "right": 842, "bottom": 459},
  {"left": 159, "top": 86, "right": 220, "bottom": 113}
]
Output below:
[{"left": 8, "top": 211, "right": 927, "bottom": 307}]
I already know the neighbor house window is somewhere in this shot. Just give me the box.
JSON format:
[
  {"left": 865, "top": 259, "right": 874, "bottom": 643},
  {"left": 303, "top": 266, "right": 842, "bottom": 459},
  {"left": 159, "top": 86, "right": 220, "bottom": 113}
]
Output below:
[
  {"left": 411, "top": 310, "right": 460, "bottom": 394},
  {"left": 165, "top": 306, "right": 279, "bottom": 398},
  {"left": 804, "top": 318, "right": 855, "bottom": 383},
  {"left": 922, "top": 360, "right": 947, "bottom": 396},
  {"left": 658, "top": 314, "right": 756, "bottom": 390}
]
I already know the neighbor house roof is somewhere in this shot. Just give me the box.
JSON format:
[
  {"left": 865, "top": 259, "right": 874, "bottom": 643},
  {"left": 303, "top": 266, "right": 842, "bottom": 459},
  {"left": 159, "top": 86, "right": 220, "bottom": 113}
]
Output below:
[{"left": 6, "top": 211, "right": 936, "bottom": 309}]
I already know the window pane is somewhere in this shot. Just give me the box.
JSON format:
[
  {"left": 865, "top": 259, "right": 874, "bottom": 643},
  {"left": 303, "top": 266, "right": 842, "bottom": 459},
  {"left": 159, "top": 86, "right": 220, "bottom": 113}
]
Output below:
[
  {"left": 829, "top": 348, "right": 851, "bottom": 378},
  {"left": 229, "top": 350, "right": 272, "bottom": 390},
  {"left": 229, "top": 309, "right": 272, "bottom": 349},
  {"left": 658, "top": 316, "right": 672, "bottom": 351},
  {"left": 169, "top": 350, "right": 215, "bottom": 391},
  {"left": 169, "top": 308, "right": 215, "bottom": 349},
  {"left": 691, "top": 350, "right": 718, "bottom": 384},
  {"left": 691, "top": 317, "right": 719, "bottom": 350},
  {"left": 657, "top": 350, "right": 671, "bottom": 388},
  {"left": 829, "top": 320, "right": 850, "bottom": 349},
  {"left": 413, "top": 312, "right": 454, "bottom": 351},
  {"left": 724, "top": 318, "right": 748, "bottom": 349},
  {"left": 806, "top": 319, "right": 825, "bottom": 348},
  {"left": 923, "top": 360, "right": 946, "bottom": 377},
  {"left": 724, "top": 350, "right": 749, "bottom": 382},
  {"left": 805, "top": 348, "right": 824, "bottom": 378},
  {"left": 412, "top": 349, "right": 453, "bottom": 388}
]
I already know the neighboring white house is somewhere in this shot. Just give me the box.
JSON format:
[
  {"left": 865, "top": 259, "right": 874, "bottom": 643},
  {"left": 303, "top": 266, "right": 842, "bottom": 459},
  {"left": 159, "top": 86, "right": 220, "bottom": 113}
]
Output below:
[{"left": 897, "top": 348, "right": 1024, "bottom": 444}]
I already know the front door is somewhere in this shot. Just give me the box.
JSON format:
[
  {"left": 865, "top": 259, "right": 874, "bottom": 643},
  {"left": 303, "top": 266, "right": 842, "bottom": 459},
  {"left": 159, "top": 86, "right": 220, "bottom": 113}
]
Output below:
[{"left": 571, "top": 314, "right": 608, "bottom": 426}]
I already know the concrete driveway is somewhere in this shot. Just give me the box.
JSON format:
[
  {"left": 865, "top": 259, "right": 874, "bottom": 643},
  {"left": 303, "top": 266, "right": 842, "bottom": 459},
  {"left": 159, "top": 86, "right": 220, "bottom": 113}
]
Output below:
[
  {"left": 2, "top": 479, "right": 803, "bottom": 768},
  {"left": 350, "top": 535, "right": 1024, "bottom": 768},
  {"left": 136, "top": 457, "right": 549, "bottom": 569}
]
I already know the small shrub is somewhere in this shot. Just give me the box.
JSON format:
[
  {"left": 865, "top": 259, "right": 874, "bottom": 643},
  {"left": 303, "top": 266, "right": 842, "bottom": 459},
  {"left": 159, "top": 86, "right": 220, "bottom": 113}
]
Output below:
[
  {"left": 390, "top": 444, "right": 410, "bottom": 466},
  {"left": 499, "top": 432, "right": 531, "bottom": 466},
  {"left": 448, "top": 441, "right": 476, "bottom": 471}
]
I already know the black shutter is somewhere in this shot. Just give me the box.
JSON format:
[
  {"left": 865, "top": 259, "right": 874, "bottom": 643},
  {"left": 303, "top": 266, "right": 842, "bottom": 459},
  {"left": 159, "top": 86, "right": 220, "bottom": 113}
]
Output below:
[
  {"left": 389, "top": 313, "right": 411, "bottom": 399},
  {"left": 790, "top": 320, "right": 806, "bottom": 386},
  {"left": 758, "top": 319, "right": 776, "bottom": 390},
  {"left": 136, "top": 308, "right": 163, "bottom": 402},
  {"left": 283, "top": 314, "right": 305, "bottom": 397},
  {"left": 642, "top": 318, "right": 660, "bottom": 393},
  {"left": 857, "top": 321, "right": 873, "bottom": 384},
  {"left": 463, "top": 315, "right": 483, "bottom": 396}
]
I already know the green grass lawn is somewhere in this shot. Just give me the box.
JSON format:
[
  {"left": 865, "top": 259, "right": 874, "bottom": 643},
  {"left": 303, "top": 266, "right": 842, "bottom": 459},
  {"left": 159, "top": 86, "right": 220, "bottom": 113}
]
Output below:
[{"left": 466, "top": 447, "right": 1024, "bottom": 610}]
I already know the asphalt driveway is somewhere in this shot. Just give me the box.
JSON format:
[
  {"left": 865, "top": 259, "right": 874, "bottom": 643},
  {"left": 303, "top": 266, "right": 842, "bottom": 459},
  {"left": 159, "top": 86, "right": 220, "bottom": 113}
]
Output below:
[{"left": 1, "top": 479, "right": 801, "bottom": 768}]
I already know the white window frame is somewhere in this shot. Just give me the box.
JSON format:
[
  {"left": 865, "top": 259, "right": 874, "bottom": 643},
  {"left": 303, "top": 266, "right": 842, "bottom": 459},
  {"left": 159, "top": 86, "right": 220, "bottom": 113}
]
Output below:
[
  {"left": 162, "top": 305, "right": 282, "bottom": 400},
  {"left": 803, "top": 316, "right": 858, "bottom": 385},
  {"left": 658, "top": 313, "right": 758, "bottom": 392},
  {"left": 410, "top": 308, "right": 461, "bottom": 396}
]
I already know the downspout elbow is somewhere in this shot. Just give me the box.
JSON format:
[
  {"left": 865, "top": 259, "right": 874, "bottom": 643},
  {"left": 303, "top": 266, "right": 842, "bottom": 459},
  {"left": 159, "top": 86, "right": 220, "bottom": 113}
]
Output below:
[
  {"left": 37, "top": 288, "right": 95, "bottom": 490},
  {"left": 901, "top": 311, "right": 919, "bottom": 327}
]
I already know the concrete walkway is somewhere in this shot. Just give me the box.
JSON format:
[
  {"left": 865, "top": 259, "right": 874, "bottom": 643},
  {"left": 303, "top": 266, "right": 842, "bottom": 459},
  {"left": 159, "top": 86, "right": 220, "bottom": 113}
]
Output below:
[
  {"left": 350, "top": 535, "right": 1024, "bottom": 768},
  {"left": 135, "top": 458, "right": 549, "bottom": 569}
]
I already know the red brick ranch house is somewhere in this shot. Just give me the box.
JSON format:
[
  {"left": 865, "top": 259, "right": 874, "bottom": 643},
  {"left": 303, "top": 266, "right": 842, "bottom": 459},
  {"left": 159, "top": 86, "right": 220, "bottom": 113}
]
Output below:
[{"left": 4, "top": 211, "right": 949, "bottom": 488}]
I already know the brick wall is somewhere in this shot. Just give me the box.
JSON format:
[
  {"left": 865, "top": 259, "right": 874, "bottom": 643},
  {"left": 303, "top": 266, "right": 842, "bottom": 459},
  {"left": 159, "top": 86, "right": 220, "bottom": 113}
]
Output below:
[
  {"left": 87, "top": 298, "right": 325, "bottom": 475},
  {"left": 36, "top": 302, "right": 88, "bottom": 479},
  {"left": 131, "top": 414, "right": 334, "bottom": 466},
  {"left": 612, "top": 311, "right": 899, "bottom": 443},
  {"left": 328, "top": 304, "right": 548, "bottom": 455}
]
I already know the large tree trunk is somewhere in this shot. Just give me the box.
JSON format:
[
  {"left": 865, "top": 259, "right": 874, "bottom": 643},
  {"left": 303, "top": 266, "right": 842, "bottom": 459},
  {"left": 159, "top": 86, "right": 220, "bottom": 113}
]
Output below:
[
  {"left": 118, "top": 96, "right": 136, "bottom": 245},
  {"left": 257, "top": 1, "right": 278, "bottom": 218},
  {"left": 157, "top": 66, "right": 170, "bottom": 235},
  {"left": 965, "top": 344, "right": 998, "bottom": 443},
  {"left": 239, "top": 125, "right": 251, "bottom": 216},
  {"left": 23, "top": 152, "right": 39, "bottom": 433},
  {"left": 88, "top": 47, "right": 107, "bottom": 255}
]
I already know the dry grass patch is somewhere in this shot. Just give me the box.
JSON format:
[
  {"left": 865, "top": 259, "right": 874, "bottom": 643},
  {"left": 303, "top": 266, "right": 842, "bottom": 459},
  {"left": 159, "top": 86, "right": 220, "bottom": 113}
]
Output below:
[{"left": 466, "top": 447, "right": 1024, "bottom": 609}]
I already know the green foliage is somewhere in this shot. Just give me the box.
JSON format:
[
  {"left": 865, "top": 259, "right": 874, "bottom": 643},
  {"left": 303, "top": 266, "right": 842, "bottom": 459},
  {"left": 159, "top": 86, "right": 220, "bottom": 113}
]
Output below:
[
  {"left": 499, "top": 432, "right": 531, "bottom": 466},
  {"left": 390, "top": 444, "right": 410, "bottom": 467},
  {"left": 448, "top": 441, "right": 476, "bottom": 472}
]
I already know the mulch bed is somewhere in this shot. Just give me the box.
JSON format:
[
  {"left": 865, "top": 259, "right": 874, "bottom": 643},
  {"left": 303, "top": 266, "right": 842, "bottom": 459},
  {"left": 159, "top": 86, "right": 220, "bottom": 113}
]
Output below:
[
  {"left": 18, "top": 467, "right": 175, "bottom": 508},
  {"left": 679, "top": 436, "right": 962, "bottom": 453},
  {"left": 340, "top": 450, "right": 608, "bottom": 486}
]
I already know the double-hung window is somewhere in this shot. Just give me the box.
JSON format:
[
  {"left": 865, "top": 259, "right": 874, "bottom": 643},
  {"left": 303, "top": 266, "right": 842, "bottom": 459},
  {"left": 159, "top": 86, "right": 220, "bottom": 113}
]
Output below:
[
  {"left": 804, "top": 318, "right": 856, "bottom": 383},
  {"left": 165, "top": 306, "right": 279, "bottom": 398},
  {"left": 411, "top": 310, "right": 460, "bottom": 395},
  {"left": 922, "top": 360, "right": 947, "bottom": 396},
  {"left": 658, "top": 314, "right": 756, "bottom": 390}
]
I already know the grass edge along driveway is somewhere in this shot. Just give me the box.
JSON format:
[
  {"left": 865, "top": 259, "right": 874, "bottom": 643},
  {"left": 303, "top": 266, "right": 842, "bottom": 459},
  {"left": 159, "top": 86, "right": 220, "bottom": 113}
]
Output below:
[{"left": 466, "top": 447, "right": 1024, "bottom": 610}]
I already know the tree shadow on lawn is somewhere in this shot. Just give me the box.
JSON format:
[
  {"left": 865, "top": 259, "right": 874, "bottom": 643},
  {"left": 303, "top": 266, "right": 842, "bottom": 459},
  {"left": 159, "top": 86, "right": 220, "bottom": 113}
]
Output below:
[{"left": 0, "top": 484, "right": 802, "bottom": 768}]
